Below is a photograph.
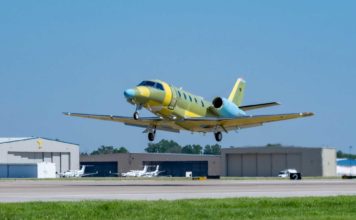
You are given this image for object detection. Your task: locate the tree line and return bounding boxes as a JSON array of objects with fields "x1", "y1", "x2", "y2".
[
  {"x1": 83, "y1": 142, "x2": 354, "y2": 158},
  {"x1": 80, "y1": 145, "x2": 128, "y2": 156},
  {"x1": 144, "y1": 139, "x2": 221, "y2": 155},
  {"x1": 337, "y1": 150, "x2": 356, "y2": 159},
  {"x1": 80, "y1": 139, "x2": 221, "y2": 156}
]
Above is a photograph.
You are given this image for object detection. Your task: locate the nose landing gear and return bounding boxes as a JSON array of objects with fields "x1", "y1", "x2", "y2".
[
  {"x1": 133, "y1": 105, "x2": 142, "y2": 120},
  {"x1": 214, "y1": 132, "x2": 223, "y2": 142}
]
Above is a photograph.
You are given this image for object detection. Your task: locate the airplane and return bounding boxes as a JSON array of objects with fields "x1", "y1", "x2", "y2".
[
  {"x1": 121, "y1": 165, "x2": 148, "y2": 177},
  {"x1": 64, "y1": 78, "x2": 314, "y2": 142},
  {"x1": 58, "y1": 165, "x2": 98, "y2": 178},
  {"x1": 142, "y1": 165, "x2": 163, "y2": 177}
]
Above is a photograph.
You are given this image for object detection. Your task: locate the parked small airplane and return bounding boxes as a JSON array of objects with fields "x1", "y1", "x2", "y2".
[
  {"x1": 121, "y1": 165, "x2": 148, "y2": 177},
  {"x1": 58, "y1": 165, "x2": 98, "y2": 178},
  {"x1": 142, "y1": 165, "x2": 163, "y2": 177},
  {"x1": 64, "y1": 78, "x2": 313, "y2": 142}
]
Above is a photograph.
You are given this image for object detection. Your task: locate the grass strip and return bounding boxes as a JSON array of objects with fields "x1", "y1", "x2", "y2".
[{"x1": 1, "y1": 196, "x2": 356, "y2": 220}]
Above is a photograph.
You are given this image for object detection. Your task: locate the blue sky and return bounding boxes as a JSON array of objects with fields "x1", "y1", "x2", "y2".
[{"x1": 1, "y1": 1, "x2": 355, "y2": 153}]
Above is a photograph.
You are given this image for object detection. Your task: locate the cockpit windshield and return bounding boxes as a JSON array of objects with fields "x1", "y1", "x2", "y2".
[{"x1": 138, "y1": 81, "x2": 164, "y2": 91}]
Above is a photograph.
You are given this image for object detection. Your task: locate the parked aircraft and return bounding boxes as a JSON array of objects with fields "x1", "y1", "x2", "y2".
[
  {"x1": 64, "y1": 78, "x2": 313, "y2": 142},
  {"x1": 58, "y1": 165, "x2": 97, "y2": 178},
  {"x1": 121, "y1": 165, "x2": 148, "y2": 177},
  {"x1": 142, "y1": 165, "x2": 163, "y2": 177}
]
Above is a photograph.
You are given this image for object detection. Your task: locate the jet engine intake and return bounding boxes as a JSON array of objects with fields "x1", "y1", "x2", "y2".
[{"x1": 212, "y1": 97, "x2": 246, "y2": 118}]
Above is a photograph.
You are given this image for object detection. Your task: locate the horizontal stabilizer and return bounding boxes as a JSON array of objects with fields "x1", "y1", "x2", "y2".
[{"x1": 239, "y1": 102, "x2": 280, "y2": 111}]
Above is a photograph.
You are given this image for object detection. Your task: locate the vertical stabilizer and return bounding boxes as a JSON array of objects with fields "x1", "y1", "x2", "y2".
[{"x1": 228, "y1": 78, "x2": 246, "y2": 106}]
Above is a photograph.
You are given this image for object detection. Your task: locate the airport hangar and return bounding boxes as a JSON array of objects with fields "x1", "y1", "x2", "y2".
[
  {"x1": 81, "y1": 147, "x2": 337, "y2": 177},
  {"x1": 0, "y1": 137, "x2": 336, "y2": 178},
  {"x1": 0, "y1": 137, "x2": 79, "y2": 178}
]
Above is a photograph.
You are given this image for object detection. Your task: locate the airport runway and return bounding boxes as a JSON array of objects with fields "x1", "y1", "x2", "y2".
[{"x1": 0, "y1": 179, "x2": 356, "y2": 202}]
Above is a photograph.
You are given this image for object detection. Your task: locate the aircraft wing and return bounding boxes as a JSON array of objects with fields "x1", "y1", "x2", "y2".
[
  {"x1": 63, "y1": 112, "x2": 181, "y2": 133},
  {"x1": 179, "y1": 112, "x2": 314, "y2": 132},
  {"x1": 81, "y1": 172, "x2": 98, "y2": 177}
]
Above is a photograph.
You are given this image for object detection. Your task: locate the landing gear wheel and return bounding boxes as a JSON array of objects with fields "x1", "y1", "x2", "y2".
[
  {"x1": 133, "y1": 112, "x2": 139, "y2": 120},
  {"x1": 148, "y1": 132, "x2": 155, "y2": 142},
  {"x1": 214, "y1": 132, "x2": 222, "y2": 142}
]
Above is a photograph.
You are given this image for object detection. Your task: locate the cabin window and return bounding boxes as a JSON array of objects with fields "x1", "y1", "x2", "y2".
[
  {"x1": 138, "y1": 81, "x2": 155, "y2": 87},
  {"x1": 201, "y1": 100, "x2": 205, "y2": 107},
  {"x1": 194, "y1": 97, "x2": 198, "y2": 103},
  {"x1": 178, "y1": 91, "x2": 182, "y2": 97},
  {"x1": 183, "y1": 93, "x2": 187, "y2": 100},
  {"x1": 155, "y1": 83, "x2": 164, "y2": 91},
  {"x1": 138, "y1": 81, "x2": 164, "y2": 91},
  {"x1": 189, "y1": 96, "x2": 193, "y2": 102}
]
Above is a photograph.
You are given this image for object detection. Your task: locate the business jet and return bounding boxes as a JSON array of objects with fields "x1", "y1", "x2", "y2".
[
  {"x1": 64, "y1": 78, "x2": 313, "y2": 142},
  {"x1": 142, "y1": 165, "x2": 163, "y2": 177},
  {"x1": 121, "y1": 165, "x2": 148, "y2": 177},
  {"x1": 58, "y1": 165, "x2": 97, "y2": 178}
]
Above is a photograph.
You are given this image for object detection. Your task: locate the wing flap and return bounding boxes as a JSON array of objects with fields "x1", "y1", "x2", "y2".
[
  {"x1": 222, "y1": 112, "x2": 313, "y2": 127},
  {"x1": 180, "y1": 112, "x2": 313, "y2": 132},
  {"x1": 63, "y1": 112, "x2": 180, "y2": 133}
]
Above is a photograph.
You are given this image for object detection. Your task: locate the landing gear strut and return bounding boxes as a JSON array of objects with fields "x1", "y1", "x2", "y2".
[
  {"x1": 133, "y1": 105, "x2": 142, "y2": 120},
  {"x1": 214, "y1": 132, "x2": 222, "y2": 142}
]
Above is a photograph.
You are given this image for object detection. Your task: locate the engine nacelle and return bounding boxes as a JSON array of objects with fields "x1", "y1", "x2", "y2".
[{"x1": 212, "y1": 97, "x2": 246, "y2": 118}]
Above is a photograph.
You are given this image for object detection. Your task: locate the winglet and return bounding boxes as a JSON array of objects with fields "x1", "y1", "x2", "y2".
[
  {"x1": 228, "y1": 78, "x2": 246, "y2": 106},
  {"x1": 301, "y1": 112, "x2": 314, "y2": 117}
]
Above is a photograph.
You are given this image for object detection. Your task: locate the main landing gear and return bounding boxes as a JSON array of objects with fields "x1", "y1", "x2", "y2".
[
  {"x1": 148, "y1": 132, "x2": 156, "y2": 142},
  {"x1": 214, "y1": 132, "x2": 223, "y2": 142},
  {"x1": 133, "y1": 111, "x2": 139, "y2": 120}
]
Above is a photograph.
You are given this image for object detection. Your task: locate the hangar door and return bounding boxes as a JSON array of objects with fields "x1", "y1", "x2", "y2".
[
  {"x1": 80, "y1": 162, "x2": 118, "y2": 177},
  {"x1": 8, "y1": 152, "x2": 71, "y2": 174},
  {"x1": 227, "y1": 153, "x2": 301, "y2": 177},
  {"x1": 144, "y1": 161, "x2": 208, "y2": 177},
  {"x1": 227, "y1": 154, "x2": 259, "y2": 177}
]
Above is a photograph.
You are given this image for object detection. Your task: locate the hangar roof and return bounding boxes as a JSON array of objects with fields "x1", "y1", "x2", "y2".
[
  {"x1": 0, "y1": 137, "x2": 78, "y2": 145},
  {"x1": 0, "y1": 137, "x2": 32, "y2": 144}
]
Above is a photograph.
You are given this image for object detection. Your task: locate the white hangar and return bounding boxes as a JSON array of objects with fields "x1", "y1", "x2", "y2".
[{"x1": 0, "y1": 137, "x2": 79, "y2": 178}]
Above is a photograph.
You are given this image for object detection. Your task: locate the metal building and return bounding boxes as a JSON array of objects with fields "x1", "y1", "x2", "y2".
[
  {"x1": 0, "y1": 137, "x2": 79, "y2": 177},
  {"x1": 80, "y1": 153, "x2": 221, "y2": 177},
  {"x1": 80, "y1": 146, "x2": 336, "y2": 178},
  {"x1": 221, "y1": 147, "x2": 336, "y2": 177}
]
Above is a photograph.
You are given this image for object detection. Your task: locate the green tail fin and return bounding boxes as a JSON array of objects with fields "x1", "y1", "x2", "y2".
[{"x1": 228, "y1": 78, "x2": 246, "y2": 106}]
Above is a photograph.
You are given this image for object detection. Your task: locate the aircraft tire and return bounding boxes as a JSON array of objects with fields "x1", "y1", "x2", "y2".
[
  {"x1": 148, "y1": 132, "x2": 155, "y2": 142},
  {"x1": 214, "y1": 132, "x2": 222, "y2": 142},
  {"x1": 133, "y1": 112, "x2": 139, "y2": 120}
]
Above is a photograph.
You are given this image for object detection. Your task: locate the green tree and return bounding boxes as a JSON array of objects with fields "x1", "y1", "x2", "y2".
[
  {"x1": 266, "y1": 143, "x2": 283, "y2": 147},
  {"x1": 182, "y1": 144, "x2": 202, "y2": 154},
  {"x1": 192, "y1": 144, "x2": 203, "y2": 154},
  {"x1": 90, "y1": 145, "x2": 129, "y2": 155},
  {"x1": 145, "y1": 139, "x2": 182, "y2": 153},
  {"x1": 337, "y1": 150, "x2": 356, "y2": 159},
  {"x1": 181, "y1": 145, "x2": 194, "y2": 154},
  {"x1": 203, "y1": 144, "x2": 221, "y2": 155},
  {"x1": 115, "y1": 147, "x2": 129, "y2": 153}
]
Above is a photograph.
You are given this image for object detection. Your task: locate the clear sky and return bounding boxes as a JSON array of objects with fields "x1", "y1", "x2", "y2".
[{"x1": 1, "y1": 1, "x2": 355, "y2": 153}]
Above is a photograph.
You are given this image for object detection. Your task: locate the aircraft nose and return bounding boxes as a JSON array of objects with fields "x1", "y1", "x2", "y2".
[{"x1": 124, "y1": 89, "x2": 137, "y2": 99}]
